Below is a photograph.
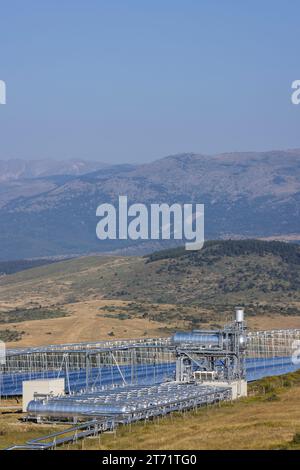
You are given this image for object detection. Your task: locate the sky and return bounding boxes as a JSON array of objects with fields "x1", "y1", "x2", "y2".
[{"x1": 0, "y1": 0, "x2": 300, "y2": 164}]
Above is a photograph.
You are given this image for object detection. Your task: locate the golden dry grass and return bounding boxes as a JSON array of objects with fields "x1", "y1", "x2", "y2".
[
  {"x1": 1, "y1": 300, "x2": 299, "y2": 348},
  {"x1": 0, "y1": 300, "x2": 181, "y2": 348},
  {"x1": 246, "y1": 313, "x2": 300, "y2": 331}
]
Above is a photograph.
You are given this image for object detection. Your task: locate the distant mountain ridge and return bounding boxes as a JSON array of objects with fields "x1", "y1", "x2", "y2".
[
  {"x1": 1, "y1": 149, "x2": 300, "y2": 260},
  {"x1": 0, "y1": 158, "x2": 108, "y2": 182}
]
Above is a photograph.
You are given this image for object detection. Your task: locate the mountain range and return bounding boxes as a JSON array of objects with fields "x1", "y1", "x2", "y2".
[
  {"x1": 0, "y1": 158, "x2": 108, "y2": 182},
  {"x1": 0, "y1": 150, "x2": 300, "y2": 260}
]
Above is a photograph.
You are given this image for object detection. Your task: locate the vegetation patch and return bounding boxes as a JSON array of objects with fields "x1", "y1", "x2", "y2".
[
  {"x1": 0, "y1": 258, "x2": 57, "y2": 276},
  {"x1": 0, "y1": 307, "x2": 70, "y2": 324},
  {"x1": 99, "y1": 312, "x2": 132, "y2": 321},
  {"x1": 248, "y1": 370, "x2": 300, "y2": 399},
  {"x1": 0, "y1": 329, "x2": 24, "y2": 342},
  {"x1": 146, "y1": 240, "x2": 300, "y2": 265}
]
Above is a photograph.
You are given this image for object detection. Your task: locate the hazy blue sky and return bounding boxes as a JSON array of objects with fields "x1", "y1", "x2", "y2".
[{"x1": 0, "y1": 0, "x2": 300, "y2": 163}]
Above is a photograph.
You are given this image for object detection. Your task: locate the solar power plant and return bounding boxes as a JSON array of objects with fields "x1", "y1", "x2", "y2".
[{"x1": 1, "y1": 329, "x2": 300, "y2": 397}]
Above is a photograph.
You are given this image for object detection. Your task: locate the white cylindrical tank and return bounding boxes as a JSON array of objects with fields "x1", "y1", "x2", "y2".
[{"x1": 235, "y1": 307, "x2": 244, "y2": 323}]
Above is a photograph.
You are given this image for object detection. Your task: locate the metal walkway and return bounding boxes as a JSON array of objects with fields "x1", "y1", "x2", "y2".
[{"x1": 5, "y1": 419, "x2": 112, "y2": 450}]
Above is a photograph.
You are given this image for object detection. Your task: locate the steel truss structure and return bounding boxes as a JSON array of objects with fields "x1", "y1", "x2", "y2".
[
  {"x1": 26, "y1": 382, "x2": 231, "y2": 422},
  {"x1": 0, "y1": 338, "x2": 175, "y2": 397},
  {"x1": 246, "y1": 329, "x2": 300, "y2": 380},
  {"x1": 6, "y1": 383, "x2": 231, "y2": 450},
  {"x1": 247, "y1": 329, "x2": 300, "y2": 357},
  {"x1": 1, "y1": 328, "x2": 300, "y2": 398}
]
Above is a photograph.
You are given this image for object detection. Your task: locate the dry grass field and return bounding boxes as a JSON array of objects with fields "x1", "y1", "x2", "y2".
[
  {"x1": 0, "y1": 300, "x2": 181, "y2": 348},
  {"x1": 0, "y1": 405, "x2": 66, "y2": 450},
  {"x1": 0, "y1": 298, "x2": 299, "y2": 348}
]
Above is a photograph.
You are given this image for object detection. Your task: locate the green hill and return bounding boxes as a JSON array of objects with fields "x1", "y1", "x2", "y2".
[{"x1": 0, "y1": 240, "x2": 300, "y2": 326}]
